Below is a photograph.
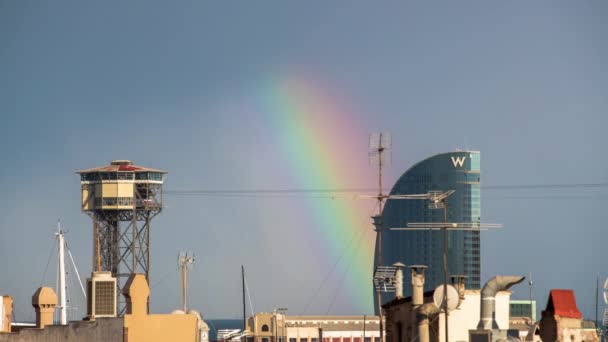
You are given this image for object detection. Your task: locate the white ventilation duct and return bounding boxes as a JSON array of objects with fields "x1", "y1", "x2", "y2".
[{"x1": 477, "y1": 276, "x2": 525, "y2": 330}]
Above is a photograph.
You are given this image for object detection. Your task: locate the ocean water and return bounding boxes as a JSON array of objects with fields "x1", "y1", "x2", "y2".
[{"x1": 206, "y1": 319, "x2": 243, "y2": 340}]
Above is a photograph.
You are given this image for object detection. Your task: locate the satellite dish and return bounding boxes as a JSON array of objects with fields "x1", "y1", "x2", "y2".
[{"x1": 433, "y1": 284, "x2": 460, "y2": 311}]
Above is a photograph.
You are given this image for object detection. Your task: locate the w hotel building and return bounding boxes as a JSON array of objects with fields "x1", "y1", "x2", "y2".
[{"x1": 376, "y1": 151, "x2": 481, "y2": 308}]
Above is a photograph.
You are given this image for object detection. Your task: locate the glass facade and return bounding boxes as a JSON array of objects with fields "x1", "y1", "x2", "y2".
[
  {"x1": 375, "y1": 151, "x2": 481, "y2": 310},
  {"x1": 510, "y1": 300, "x2": 537, "y2": 320}
]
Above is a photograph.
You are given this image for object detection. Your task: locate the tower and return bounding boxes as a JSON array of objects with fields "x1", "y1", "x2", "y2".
[{"x1": 77, "y1": 160, "x2": 166, "y2": 315}]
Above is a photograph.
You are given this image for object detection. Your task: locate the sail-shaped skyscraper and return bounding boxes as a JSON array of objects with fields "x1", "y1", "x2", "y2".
[{"x1": 375, "y1": 151, "x2": 481, "y2": 311}]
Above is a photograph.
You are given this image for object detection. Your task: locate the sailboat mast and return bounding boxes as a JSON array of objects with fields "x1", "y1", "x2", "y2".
[
  {"x1": 57, "y1": 222, "x2": 67, "y2": 325},
  {"x1": 242, "y1": 265, "x2": 246, "y2": 334}
]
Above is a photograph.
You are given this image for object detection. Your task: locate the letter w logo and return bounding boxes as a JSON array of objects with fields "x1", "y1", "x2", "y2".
[{"x1": 451, "y1": 156, "x2": 466, "y2": 168}]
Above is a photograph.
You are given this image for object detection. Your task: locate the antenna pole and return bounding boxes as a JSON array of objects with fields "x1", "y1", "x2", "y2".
[
  {"x1": 597, "y1": 274, "x2": 600, "y2": 328},
  {"x1": 443, "y1": 204, "x2": 448, "y2": 342},
  {"x1": 178, "y1": 253, "x2": 195, "y2": 312},
  {"x1": 181, "y1": 258, "x2": 187, "y2": 312},
  {"x1": 242, "y1": 265, "x2": 246, "y2": 336},
  {"x1": 369, "y1": 133, "x2": 391, "y2": 342},
  {"x1": 529, "y1": 272, "x2": 533, "y2": 320},
  {"x1": 57, "y1": 221, "x2": 67, "y2": 325}
]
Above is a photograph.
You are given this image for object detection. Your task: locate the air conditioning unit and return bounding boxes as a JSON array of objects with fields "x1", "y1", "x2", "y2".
[{"x1": 86, "y1": 272, "x2": 117, "y2": 319}]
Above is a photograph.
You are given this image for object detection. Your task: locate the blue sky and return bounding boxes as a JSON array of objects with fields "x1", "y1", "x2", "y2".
[{"x1": 1, "y1": 1, "x2": 607, "y2": 321}]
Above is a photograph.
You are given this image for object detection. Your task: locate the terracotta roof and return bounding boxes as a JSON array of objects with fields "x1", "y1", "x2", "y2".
[
  {"x1": 77, "y1": 160, "x2": 166, "y2": 174},
  {"x1": 545, "y1": 289, "x2": 582, "y2": 319}
]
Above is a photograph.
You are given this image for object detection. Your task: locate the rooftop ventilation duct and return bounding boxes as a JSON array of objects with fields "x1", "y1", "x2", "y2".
[{"x1": 477, "y1": 276, "x2": 525, "y2": 330}]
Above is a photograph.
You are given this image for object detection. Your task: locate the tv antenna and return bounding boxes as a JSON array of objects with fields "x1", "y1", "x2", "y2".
[
  {"x1": 178, "y1": 252, "x2": 196, "y2": 312},
  {"x1": 373, "y1": 263, "x2": 406, "y2": 295},
  {"x1": 364, "y1": 133, "x2": 459, "y2": 342}
]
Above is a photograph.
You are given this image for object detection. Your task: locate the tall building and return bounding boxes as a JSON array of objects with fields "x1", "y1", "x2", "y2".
[{"x1": 376, "y1": 151, "x2": 481, "y2": 308}]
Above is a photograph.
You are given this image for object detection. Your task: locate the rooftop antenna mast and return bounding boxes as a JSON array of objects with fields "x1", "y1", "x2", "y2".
[
  {"x1": 369, "y1": 132, "x2": 391, "y2": 342},
  {"x1": 395, "y1": 194, "x2": 502, "y2": 342},
  {"x1": 178, "y1": 252, "x2": 195, "y2": 312},
  {"x1": 368, "y1": 132, "x2": 392, "y2": 268}
]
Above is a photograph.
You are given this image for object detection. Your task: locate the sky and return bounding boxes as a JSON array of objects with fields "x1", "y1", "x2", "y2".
[{"x1": 0, "y1": 1, "x2": 607, "y2": 322}]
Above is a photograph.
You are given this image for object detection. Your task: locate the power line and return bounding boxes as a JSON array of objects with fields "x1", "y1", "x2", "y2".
[
  {"x1": 164, "y1": 182, "x2": 608, "y2": 198},
  {"x1": 300, "y1": 201, "x2": 379, "y2": 315}
]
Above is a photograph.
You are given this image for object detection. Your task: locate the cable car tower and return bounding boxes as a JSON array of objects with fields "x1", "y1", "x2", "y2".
[{"x1": 77, "y1": 160, "x2": 166, "y2": 315}]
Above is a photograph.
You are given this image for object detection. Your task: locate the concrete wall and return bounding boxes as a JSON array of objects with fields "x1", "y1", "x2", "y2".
[
  {"x1": 124, "y1": 313, "x2": 198, "y2": 342},
  {"x1": 437, "y1": 291, "x2": 511, "y2": 342},
  {"x1": 0, "y1": 318, "x2": 124, "y2": 342}
]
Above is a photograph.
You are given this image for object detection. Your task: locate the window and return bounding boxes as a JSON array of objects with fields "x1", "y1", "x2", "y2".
[
  {"x1": 300, "y1": 338, "x2": 307, "y2": 342},
  {"x1": 290, "y1": 338, "x2": 297, "y2": 342},
  {"x1": 262, "y1": 338, "x2": 269, "y2": 342},
  {"x1": 117, "y1": 172, "x2": 134, "y2": 180},
  {"x1": 262, "y1": 325, "x2": 270, "y2": 332}
]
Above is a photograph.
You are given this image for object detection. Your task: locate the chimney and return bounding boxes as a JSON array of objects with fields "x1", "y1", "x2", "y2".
[
  {"x1": 1, "y1": 296, "x2": 13, "y2": 333},
  {"x1": 409, "y1": 265, "x2": 427, "y2": 309},
  {"x1": 449, "y1": 274, "x2": 468, "y2": 300},
  {"x1": 32, "y1": 287, "x2": 58, "y2": 329},
  {"x1": 123, "y1": 273, "x2": 150, "y2": 316},
  {"x1": 393, "y1": 262, "x2": 406, "y2": 299}
]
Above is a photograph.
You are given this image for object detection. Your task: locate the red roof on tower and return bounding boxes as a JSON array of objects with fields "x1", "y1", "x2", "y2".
[
  {"x1": 544, "y1": 289, "x2": 582, "y2": 319},
  {"x1": 76, "y1": 160, "x2": 166, "y2": 174}
]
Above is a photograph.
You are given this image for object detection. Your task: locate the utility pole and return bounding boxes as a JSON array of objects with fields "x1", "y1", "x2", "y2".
[{"x1": 178, "y1": 252, "x2": 195, "y2": 312}]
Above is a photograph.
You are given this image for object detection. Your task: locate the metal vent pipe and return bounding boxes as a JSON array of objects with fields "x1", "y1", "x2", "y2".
[
  {"x1": 416, "y1": 303, "x2": 440, "y2": 342},
  {"x1": 410, "y1": 265, "x2": 427, "y2": 309},
  {"x1": 477, "y1": 276, "x2": 525, "y2": 330},
  {"x1": 394, "y1": 262, "x2": 405, "y2": 299}
]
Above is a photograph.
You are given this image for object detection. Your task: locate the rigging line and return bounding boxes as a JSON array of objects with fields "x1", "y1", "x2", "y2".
[
  {"x1": 243, "y1": 271, "x2": 255, "y2": 317},
  {"x1": 300, "y1": 201, "x2": 379, "y2": 315},
  {"x1": 324, "y1": 221, "x2": 371, "y2": 315},
  {"x1": 65, "y1": 240, "x2": 86, "y2": 299},
  {"x1": 150, "y1": 269, "x2": 175, "y2": 289},
  {"x1": 40, "y1": 237, "x2": 56, "y2": 286}
]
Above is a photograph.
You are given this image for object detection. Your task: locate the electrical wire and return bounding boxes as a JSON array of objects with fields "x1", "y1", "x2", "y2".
[
  {"x1": 325, "y1": 219, "x2": 372, "y2": 315},
  {"x1": 164, "y1": 182, "x2": 608, "y2": 198},
  {"x1": 300, "y1": 201, "x2": 379, "y2": 315},
  {"x1": 243, "y1": 271, "x2": 255, "y2": 316},
  {"x1": 40, "y1": 237, "x2": 56, "y2": 286}
]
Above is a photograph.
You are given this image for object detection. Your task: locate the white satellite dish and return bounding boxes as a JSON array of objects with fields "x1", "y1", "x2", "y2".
[{"x1": 433, "y1": 284, "x2": 460, "y2": 311}]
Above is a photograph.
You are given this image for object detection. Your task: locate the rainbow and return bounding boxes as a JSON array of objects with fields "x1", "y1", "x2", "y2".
[{"x1": 254, "y1": 74, "x2": 377, "y2": 313}]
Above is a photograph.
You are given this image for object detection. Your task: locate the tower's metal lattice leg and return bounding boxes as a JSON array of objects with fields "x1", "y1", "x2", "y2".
[{"x1": 88, "y1": 183, "x2": 162, "y2": 316}]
